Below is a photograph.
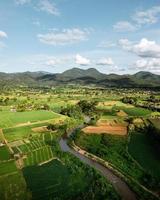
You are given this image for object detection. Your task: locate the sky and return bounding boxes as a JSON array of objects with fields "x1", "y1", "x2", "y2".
[{"x1": 0, "y1": 0, "x2": 160, "y2": 74}]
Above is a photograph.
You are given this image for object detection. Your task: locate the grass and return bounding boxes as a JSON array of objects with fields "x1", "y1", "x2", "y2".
[
  {"x1": 0, "y1": 160, "x2": 17, "y2": 176},
  {"x1": 0, "y1": 110, "x2": 62, "y2": 128},
  {"x1": 0, "y1": 171, "x2": 29, "y2": 200},
  {"x1": 0, "y1": 145, "x2": 11, "y2": 161},
  {"x1": 97, "y1": 101, "x2": 129, "y2": 110},
  {"x1": 75, "y1": 133, "x2": 144, "y2": 180},
  {"x1": 23, "y1": 146, "x2": 53, "y2": 167},
  {"x1": 3, "y1": 119, "x2": 64, "y2": 142},
  {"x1": 23, "y1": 157, "x2": 120, "y2": 200},
  {"x1": 3, "y1": 125, "x2": 43, "y2": 142},
  {"x1": 23, "y1": 159, "x2": 86, "y2": 200},
  {"x1": 113, "y1": 106, "x2": 152, "y2": 117},
  {"x1": 128, "y1": 131, "x2": 160, "y2": 178}
]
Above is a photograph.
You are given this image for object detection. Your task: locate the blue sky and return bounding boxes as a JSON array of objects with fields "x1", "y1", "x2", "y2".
[{"x1": 0, "y1": 0, "x2": 160, "y2": 74}]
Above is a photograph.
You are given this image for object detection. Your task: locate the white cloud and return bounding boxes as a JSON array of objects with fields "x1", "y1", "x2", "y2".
[
  {"x1": 0, "y1": 31, "x2": 7, "y2": 49},
  {"x1": 135, "y1": 59, "x2": 148, "y2": 68},
  {"x1": 133, "y1": 38, "x2": 160, "y2": 58},
  {"x1": 38, "y1": 0, "x2": 60, "y2": 16},
  {"x1": 135, "y1": 58, "x2": 160, "y2": 72},
  {"x1": 0, "y1": 31, "x2": 7, "y2": 38},
  {"x1": 15, "y1": 0, "x2": 31, "y2": 5},
  {"x1": 75, "y1": 54, "x2": 90, "y2": 66},
  {"x1": 133, "y1": 6, "x2": 160, "y2": 25},
  {"x1": 45, "y1": 59, "x2": 56, "y2": 67},
  {"x1": 119, "y1": 38, "x2": 160, "y2": 58},
  {"x1": 118, "y1": 39, "x2": 132, "y2": 50},
  {"x1": 113, "y1": 21, "x2": 137, "y2": 32},
  {"x1": 97, "y1": 57, "x2": 114, "y2": 66},
  {"x1": 38, "y1": 28, "x2": 89, "y2": 46},
  {"x1": 114, "y1": 6, "x2": 160, "y2": 32}
]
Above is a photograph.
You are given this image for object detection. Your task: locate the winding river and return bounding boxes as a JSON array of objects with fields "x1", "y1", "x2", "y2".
[{"x1": 59, "y1": 124, "x2": 137, "y2": 200}]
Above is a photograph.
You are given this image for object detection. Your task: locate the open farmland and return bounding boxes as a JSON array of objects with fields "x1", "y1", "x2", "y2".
[
  {"x1": 113, "y1": 107, "x2": 152, "y2": 117},
  {"x1": 0, "y1": 110, "x2": 63, "y2": 128},
  {"x1": 82, "y1": 125, "x2": 127, "y2": 135},
  {"x1": 23, "y1": 156, "x2": 120, "y2": 200},
  {"x1": 82, "y1": 116, "x2": 128, "y2": 136},
  {"x1": 97, "y1": 100, "x2": 134, "y2": 110},
  {"x1": 0, "y1": 86, "x2": 159, "y2": 200},
  {"x1": 3, "y1": 118, "x2": 66, "y2": 142}
]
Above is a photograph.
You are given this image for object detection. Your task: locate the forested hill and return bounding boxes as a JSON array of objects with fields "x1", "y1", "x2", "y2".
[{"x1": 0, "y1": 68, "x2": 160, "y2": 88}]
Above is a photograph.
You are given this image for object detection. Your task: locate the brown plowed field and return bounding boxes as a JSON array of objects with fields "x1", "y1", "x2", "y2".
[{"x1": 82, "y1": 122, "x2": 127, "y2": 135}]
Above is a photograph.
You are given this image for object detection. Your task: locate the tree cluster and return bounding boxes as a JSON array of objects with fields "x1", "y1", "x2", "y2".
[{"x1": 122, "y1": 97, "x2": 137, "y2": 105}]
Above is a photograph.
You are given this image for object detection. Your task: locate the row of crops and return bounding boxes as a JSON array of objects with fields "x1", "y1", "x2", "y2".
[
  {"x1": 12, "y1": 139, "x2": 46, "y2": 154},
  {"x1": 24, "y1": 146, "x2": 53, "y2": 167},
  {"x1": 10, "y1": 136, "x2": 54, "y2": 167}
]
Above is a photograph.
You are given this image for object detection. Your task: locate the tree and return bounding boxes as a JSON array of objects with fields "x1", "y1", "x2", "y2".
[
  {"x1": 60, "y1": 105, "x2": 83, "y2": 119},
  {"x1": 77, "y1": 100, "x2": 98, "y2": 115},
  {"x1": 47, "y1": 124, "x2": 57, "y2": 131},
  {"x1": 4, "y1": 97, "x2": 10, "y2": 105},
  {"x1": 122, "y1": 96, "x2": 137, "y2": 105}
]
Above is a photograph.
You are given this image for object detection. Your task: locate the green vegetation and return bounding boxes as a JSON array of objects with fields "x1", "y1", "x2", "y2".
[
  {"x1": 75, "y1": 133, "x2": 144, "y2": 181},
  {"x1": 0, "y1": 160, "x2": 17, "y2": 176},
  {"x1": 0, "y1": 110, "x2": 62, "y2": 128},
  {"x1": 3, "y1": 122, "x2": 51, "y2": 142},
  {"x1": 23, "y1": 156, "x2": 120, "y2": 200},
  {"x1": 113, "y1": 106, "x2": 152, "y2": 117},
  {"x1": 0, "y1": 68, "x2": 160, "y2": 88},
  {"x1": 0, "y1": 145, "x2": 11, "y2": 161},
  {"x1": 74, "y1": 131, "x2": 160, "y2": 198},
  {"x1": 0, "y1": 172, "x2": 30, "y2": 200},
  {"x1": 0, "y1": 85, "x2": 160, "y2": 199},
  {"x1": 129, "y1": 131, "x2": 160, "y2": 179}
]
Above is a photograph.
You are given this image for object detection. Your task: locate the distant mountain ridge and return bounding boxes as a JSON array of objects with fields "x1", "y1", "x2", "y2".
[{"x1": 0, "y1": 68, "x2": 160, "y2": 88}]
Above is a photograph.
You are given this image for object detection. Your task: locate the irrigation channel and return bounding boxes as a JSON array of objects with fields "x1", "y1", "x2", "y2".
[{"x1": 59, "y1": 123, "x2": 137, "y2": 200}]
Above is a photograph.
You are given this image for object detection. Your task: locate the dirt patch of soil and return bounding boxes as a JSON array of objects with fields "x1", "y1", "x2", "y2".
[
  {"x1": 133, "y1": 118, "x2": 144, "y2": 124},
  {"x1": 82, "y1": 124, "x2": 127, "y2": 135},
  {"x1": 32, "y1": 126, "x2": 48, "y2": 133},
  {"x1": 116, "y1": 110, "x2": 128, "y2": 117},
  {"x1": 98, "y1": 101, "x2": 117, "y2": 107},
  {"x1": 97, "y1": 119, "x2": 116, "y2": 126}
]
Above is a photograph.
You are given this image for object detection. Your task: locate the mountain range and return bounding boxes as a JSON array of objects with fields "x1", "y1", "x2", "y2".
[{"x1": 0, "y1": 68, "x2": 160, "y2": 89}]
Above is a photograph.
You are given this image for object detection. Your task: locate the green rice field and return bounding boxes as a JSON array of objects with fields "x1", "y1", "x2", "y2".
[{"x1": 0, "y1": 110, "x2": 62, "y2": 128}]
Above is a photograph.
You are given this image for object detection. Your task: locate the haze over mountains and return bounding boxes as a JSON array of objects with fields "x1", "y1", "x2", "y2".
[{"x1": 0, "y1": 68, "x2": 160, "y2": 88}]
